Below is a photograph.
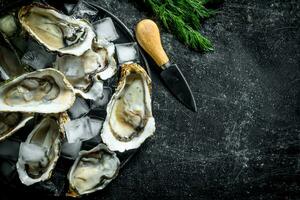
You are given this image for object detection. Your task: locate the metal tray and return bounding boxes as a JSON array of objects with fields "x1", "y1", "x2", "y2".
[{"x1": 0, "y1": 0, "x2": 150, "y2": 197}]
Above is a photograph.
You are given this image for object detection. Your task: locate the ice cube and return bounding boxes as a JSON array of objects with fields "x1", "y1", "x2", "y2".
[
  {"x1": 115, "y1": 42, "x2": 140, "y2": 64},
  {"x1": 64, "y1": 117, "x2": 91, "y2": 143},
  {"x1": 61, "y1": 141, "x2": 82, "y2": 159},
  {"x1": 19, "y1": 143, "x2": 47, "y2": 163},
  {"x1": 0, "y1": 140, "x2": 20, "y2": 161},
  {"x1": 70, "y1": 0, "x2": 98, "y2": 22},
  {"x1": 0, "y1": 15, "x2": 17, "y2": 37},
  {"x1": 80, "y1": 118, "x2": 103, "y2": 150},
  {"x1": 66, "y1": 66, "x2": 84, "y2": 77},
  {"x1": 21, "y1": 41, "x2": 56, "y2": 70},
  {"x1": 68, "y1": 97, "x2": 90, "y2": 119},
  {"x1": 90, "y1": 87, "x2": 112, "y2": 108},
  {"x1": 0, "y1": 66, "x2": 9, "y2": 81},
  {"x1": 93, "y1": 17, "x2": 119, "y2": 41},
  {"x1": 55, "y1": 55, "x2": 85, "y2": 78},
  {"x1": 64, "y1": 3, "x2": 76, "y2": 15},
  {"x1": 64, "y1": 116, "x2": 98, "y2": 143},
  {"x1": 89, "y1": 118, "x2": 103, "y2": 136},
  {"x1": 80, "y1": 80, "x2": 104, "y2": 101}
]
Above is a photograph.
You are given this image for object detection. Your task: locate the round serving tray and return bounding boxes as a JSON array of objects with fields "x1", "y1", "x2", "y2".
[{"x1": 0, "y1": 0, "x2": 151, "y2": 197}]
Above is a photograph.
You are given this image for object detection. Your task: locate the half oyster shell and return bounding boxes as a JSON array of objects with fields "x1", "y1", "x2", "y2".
[
  {"x1": 54, "y1": 39, "x2": 117, "y2": 94},
  {"x1": 0, "y1": 112, "x2": 33, "y2": 142},
  {"x1": 67, "y1": 144, "x2": 120, "y2": 197},
  {"x1": 54, "y1": 49, "x2": 102, "y2": 91},
  {"x1": 16, "y1": 117, "x2": 63, "y2": 186},
  {"x1": 101, "y1": 63, "x2": 155, "y2": 152},
  {"x1": 18, "y1": 3, "x2": 95, "y2": 56},
  {"x1": 0, "y1": 68, "x2": 76, "y2": 113},
  {"x1": 93, "y1": 40, "x2": 117, "y2": 81}
]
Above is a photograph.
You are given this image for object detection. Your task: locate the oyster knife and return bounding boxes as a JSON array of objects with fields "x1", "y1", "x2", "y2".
[{"x1": 136, "y1": 19, "x2": 197, "y2": 112}]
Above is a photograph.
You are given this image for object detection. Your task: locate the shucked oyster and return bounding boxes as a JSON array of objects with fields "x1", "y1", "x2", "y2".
[
  {"x1": 53, "y1": 40, "x2": 117, "y2": 102},
  {"x1": 101, "y1": 63, "x2": 155, "y2": 152},
  {"x1": 0, "y1": 112, "x2": 33, "y2": 142},
  {"x1": 54, "y1": 49, "x2": 102, "y2": 91},
  {"x1": 16, "y1": 117, "x2": 63, "y2": 186},
  {"x1": 0, "y1": 68, "x2": 76, "y2": 113},
  {"x1": 54, "y1": 40, "x2": 117, "y2": 93},
  {"x1": 18, "y1": 3, "x2": 95, "y2": 56},
  {"x1": 67, "y1": 144, "x2": 120, "y2": 197}
]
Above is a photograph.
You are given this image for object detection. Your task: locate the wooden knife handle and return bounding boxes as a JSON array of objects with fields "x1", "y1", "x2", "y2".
[{"x1": 136, "y1": 19, "x2": 169, "y2": 68}]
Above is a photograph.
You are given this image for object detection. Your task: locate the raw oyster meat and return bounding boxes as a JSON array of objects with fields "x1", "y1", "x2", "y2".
[
  {"x1": 16, "y1": 117, "x2": 63, "y2": 186},
  {"x1": 101, "y1": 63, "x2": 155, "y2": 152},
  {"x1": 0, "y1": 68, "x2": 76, "y2": 113},
  {"x1": 67, "y1": 144, "x2": 120, "y2": 197},
  {"x1": 0, "y1": 112, "x2": 33, "y2": 142},
  {"x1": 18, "y1": 3, "x2": 95, "y2": 56}
]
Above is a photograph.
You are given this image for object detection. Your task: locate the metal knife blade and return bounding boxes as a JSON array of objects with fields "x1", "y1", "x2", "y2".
[
  {"x1": 136, "y1": 19, "x2": 197, "y2": 112},
  {"x1": 160, "y1": 64, "x2": 197, "y2": 112}
]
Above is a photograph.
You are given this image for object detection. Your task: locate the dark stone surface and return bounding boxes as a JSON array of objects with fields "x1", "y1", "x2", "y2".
[{"x1": 2, "y1": 0, "x2": 300, "y2": 199}]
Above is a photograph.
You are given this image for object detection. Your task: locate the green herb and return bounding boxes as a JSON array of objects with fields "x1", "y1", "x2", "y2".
[{"x1": 141, "y1": 0, "x2": 222, "y2": 51}]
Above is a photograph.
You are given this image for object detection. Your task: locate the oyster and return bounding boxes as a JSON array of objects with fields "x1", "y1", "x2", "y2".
[
  {"x1": 16, "y1": 117, "x2": 63, "y2": 186},
  {"x1": 54, "y1": 49, "x2": 103, "y2": 90},
  {"x1": 93, "y1": 40, "x2": 117, "y2": 80},
  {"x1": 54, "y1": 39, "x2": 117, "y2": 93},
  {"x1": 0, "y1": 68, "x2": 76, "y2": 113},
  {"x1": 54, "y1": 40, "x2": 117, "y2": 102},
  {"x1": 18, "y1": 3, "x2": 95, "y2": 56},
  {"x1": 0, "y1": 112, "x2": 33, "y2": 141},
  {"x1": 101, "y1": 63, "x2": 155, "y2": 152},
  {"x1": 67, "y1": 144, "x2": 120, "y2": 197}
]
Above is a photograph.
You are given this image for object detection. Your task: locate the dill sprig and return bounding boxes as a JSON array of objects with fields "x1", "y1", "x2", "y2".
[{"x1": 142, "y1": 0, "x2": 221, "y2": 52}]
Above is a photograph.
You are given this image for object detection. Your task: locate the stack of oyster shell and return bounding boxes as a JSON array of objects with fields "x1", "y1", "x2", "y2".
[{"x1": 0, "y1": 2, "x2": 155, "y2": 197}]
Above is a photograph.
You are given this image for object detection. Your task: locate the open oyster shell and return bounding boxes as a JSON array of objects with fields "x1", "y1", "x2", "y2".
[
  {"x1": 93, "y1": 39, "x2": 117, "y2": 81},
  {"x1": 53, "y1": 39, "x2": 117, "y2": 94},
  {"x1": 18, "y1": 3, "x2": 95, "y2": 56},
  {"x1": 67, "y1": 144, "x2": 120, "y2": 197},
  {"x1": 101, "y1": 63, "x2": 155, "y2": 152},
  {"x1": 0, "y1": 112, "x2": 33, "y2": 142},
  {"x1": 16, "y1": 117, "x2": 63, "y2": 186},
  {"x1": 54, "y1": 49, "x2": 102, "y2": 91},
  {"x1": 0, "y1": 68, "x2": 76, "y2": 113}
]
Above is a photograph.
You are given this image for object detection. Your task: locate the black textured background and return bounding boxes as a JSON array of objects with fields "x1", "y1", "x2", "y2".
[{"x1": 2, "y1": 0, "x2": 300, "y2": 199}]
